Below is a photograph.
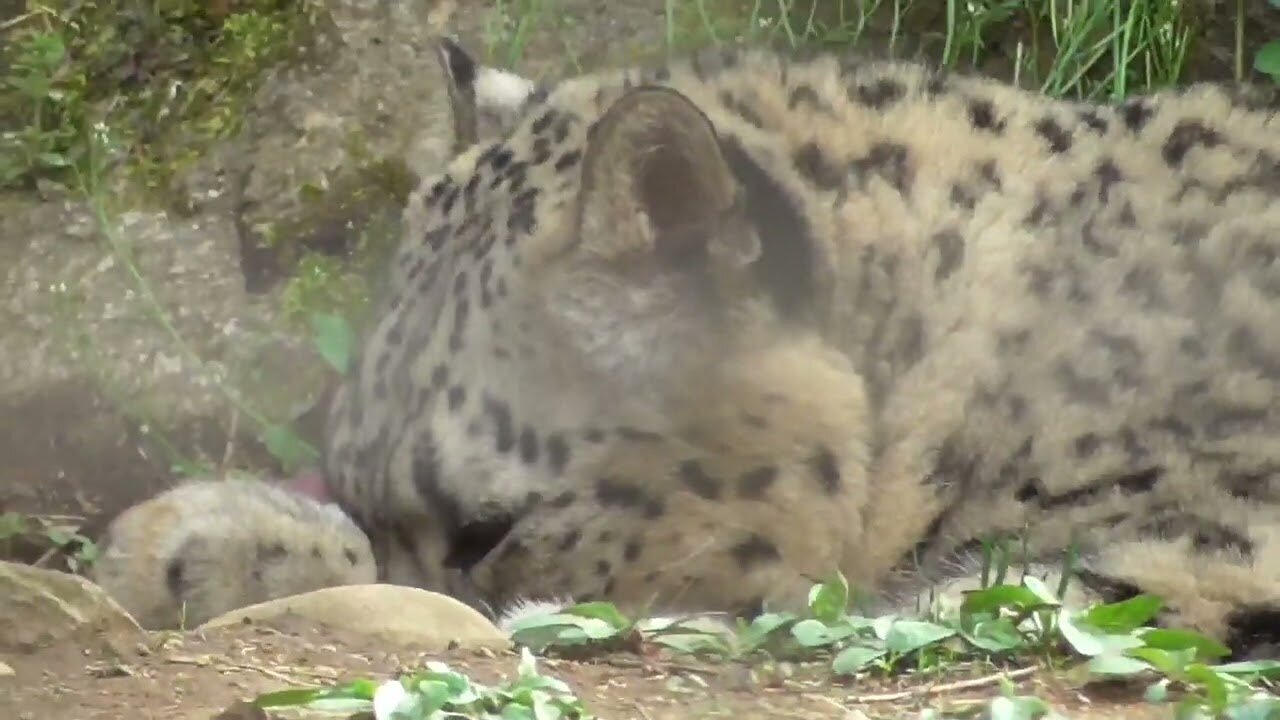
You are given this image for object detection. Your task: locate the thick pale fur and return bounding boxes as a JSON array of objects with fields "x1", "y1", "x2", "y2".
[
  {"x1": 322, "y1": 41, "x2": 1280, "y2": 655},
  {"x1": 100, "y1": 40, "x2": 1280, "y2": 656},
  {"x1": 91, "y1": 477, "x2": 376, "y2": 629}
]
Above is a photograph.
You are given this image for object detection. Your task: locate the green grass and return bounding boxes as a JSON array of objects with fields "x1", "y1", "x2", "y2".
[
  {"x1": 256, "y1": 648, "x2": 591, "y2": 720},
  {"x1": 484, "y1": 0, "x2": 1275, "y2": 101},
  {"x1": 0, "y1": 0, "x2": 324, "y2": 195},
  {"x1": 505, "y1": 572, "x2": 1280, "y2": 715},
  {"x1": 5, "y1": 0, "x2": 1265, "y2": 201},
  {"x1": 0, "y1": 510, "x2": 98, "y2": 572}
]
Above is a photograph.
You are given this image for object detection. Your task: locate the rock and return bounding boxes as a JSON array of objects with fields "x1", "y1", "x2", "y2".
[
  {"x1": 0, "y1": 0, "x2": 672, "y2": 555},
  {"x1": 0, "y1": 560, "x2": 142, "y2": 654},
  {"x1": 197, "y1": 584, "x2": 510, "y2": 651}
]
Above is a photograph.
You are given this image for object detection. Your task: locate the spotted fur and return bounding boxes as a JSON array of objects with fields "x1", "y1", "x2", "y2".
[
  {"x1": 103, "y1": 39, "x2": 1280, "y2": 656},
  {"x1": 328, "y1": 38, "x2": 1280, "y2": 655},
  {"x1": 91, "y1": 477, "x2": 376, "y2": 629}
]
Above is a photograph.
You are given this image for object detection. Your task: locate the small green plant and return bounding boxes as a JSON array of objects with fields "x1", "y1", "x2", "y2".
[
  {"x1": 248, "y1": 567, "x2": 1279, "y2": 719},
  {"x1": 1257, "y1": 43, "x2": 1280, "y2": 82},
  {"x1": 655, "y1": 0, "x2": 1195, "y2": 100},
  {"x1": 0, "y1": 28, "x2": 87, "y2": 186},
  {"x1": 0, "y1": 511, "x2": 99, "y2": 572},
  {"x1": 502, "y1": 567, "x2": 1279, "y2": 718},
  {"x1": 254, "y1": 647, "x2": 592, "y2": 720},
  {"x1": 0, "y1": 0, "x2": 323, "y2": 192},
  {"x1": 1255, "y1": 1, "x2": 1280, "y2": 83},
  {"x1": 280, "y1": 254, "x2": 370, "y2": 333},
  {"x1": 505, "y1": 600, "x2": 735, "y2": 657}
]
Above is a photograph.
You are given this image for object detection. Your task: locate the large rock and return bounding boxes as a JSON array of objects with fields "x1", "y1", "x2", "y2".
[
  {"x1": 197, "y1": 584, "x2": 510, "y2": 651},
  {"x1": 0, "y1": 560, "x2": 142, "y2": 654},
  {"x1": 0, "y1": 0, "x2": 464, "y2": 534},
  {"x1": 0, "y1": 0, "x2": 671, "y2": 541}
]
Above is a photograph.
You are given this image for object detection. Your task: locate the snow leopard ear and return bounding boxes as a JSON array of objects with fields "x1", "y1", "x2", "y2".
[
  {"x1": 435, "y1": 36, "x2": 537, "y2": 152},
  {"x1": 435, "y1": 36, "x2": 479, "y2": 152},
  {"x1": 577, "y1": 85, "x2": 758, "y2": 269}
]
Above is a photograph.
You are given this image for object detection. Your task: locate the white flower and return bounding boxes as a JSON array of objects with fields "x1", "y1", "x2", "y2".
[{"x1": 372, "y1": 679, "x2": 408, "y2": 720}]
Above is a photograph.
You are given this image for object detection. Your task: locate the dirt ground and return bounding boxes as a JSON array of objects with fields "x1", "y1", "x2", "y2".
[{"x1": 1, "y1": 616, "x2": 1182, "y2": 720}]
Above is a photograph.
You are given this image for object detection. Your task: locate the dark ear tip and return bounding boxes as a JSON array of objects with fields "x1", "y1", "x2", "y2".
[
  {"x1": 432, "y1": 34, "x2": 461, "y2": 55},
  {"x1": 434, "y1": 34, "x2": 476, "y2": 85}
]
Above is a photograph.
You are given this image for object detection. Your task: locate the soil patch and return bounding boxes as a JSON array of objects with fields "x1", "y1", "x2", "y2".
[{"x1": 4, "y1": 619, "x2": 1175, "y2": 719}]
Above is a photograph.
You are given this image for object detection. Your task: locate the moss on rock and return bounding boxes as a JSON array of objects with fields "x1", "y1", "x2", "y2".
[{"x1": 0, "y1": 0, "x2": 329, "y2": 195}]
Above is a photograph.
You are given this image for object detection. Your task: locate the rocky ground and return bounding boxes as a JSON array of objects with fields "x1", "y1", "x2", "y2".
[
  {"x1": 0, "y1": 0, "x2": 671, "y2": 560},
  {"x1": 9, "y1": 629, "x2": 1172, "y2": 720},
  {"x1": 1, "y1": 561, "x2": 1169, "y2": 720}
]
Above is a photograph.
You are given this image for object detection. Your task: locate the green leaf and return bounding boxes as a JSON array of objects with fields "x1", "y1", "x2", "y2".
[
  {"x1": 38, "y1": 152, "x2": 72, "y2": 167},
  {"x1": 1144, "y1": 678, "x2": 1171, "y2": 703},
  {"x1": 747, "y1": 612, "x2": 797, "y2": 634},
  {"x1": 25, "y1": 32, "x2": 67, "y2": 67},
  {"x1": 649, "y1": 631, "x2": 730, "y2": 655},
  {"x1": 737, "y1": 611, "x2": 799, "y2": 649},
  {"x1": 409, "y1": 678, "x2": 459, "y2": 712},
  {"x1": 6, "y1": 75, "x2": 50, "y2": 98},
  {"x1": 1256, "y1": 41, "x2": 1280, "y2": 79},
  {"x1": 832, "y1": 644, "x2": 888, "y2": 675},
  {"x1": 1058, "y1": 613, "x2": 1144, "y2": 657},
  {"x1": 1137, "y1": 628, "x2": 1231, "y2": 662},
  {"x1": 1212, "y1": 660, "x2": 1280, "y2": 679},
  {"x1": 1082, "y1": 594, "x2": 1162, "y2": 633},
  {"x1": 256, "y1": 678, "x2": 380, "y2": 709},
  {"x1": 530, "y1": 696, "x2": 562, "y2": 720},
  {"x1": 254, "y1": 688, "x2": 327, "y2": 708},
  {"x1": 562, "y1": 601, "x2": 631, "y2": 629},
  {"x1": 1184, "y1": 664, "x2": 1230, "y2": 712},
  {"x1": 884, "y1": 620, "x2": 956, "y2": 654},
  {"x1": 503, "y1": 705, "x2": 536, "y2": 720},
  {"x1": 260, "y1": 424, "x2": 320, "y2": 473},
  {"x1": 807, "y1": 571, "x2": 850, "y2": 623},
  {"x1": 509, "y1": 613, "x2": 621, "y2": 651},
  {"x1": 961, "y1": 584, "x2": 1050, "y2": 615},
  {"x1": 1224, "y1": 696, "x2": 1280, "y2": 720},
  {"x1": 342, "y1": 678, "x2": 385, "y2": 699},
  {"x1": 1128, "y1": 646, "x2": 1199, "y2": 677},
  {"x1": 791, "y1": 618, "x2": 858, "y2": 648},
  {"x1": 74, "y1": 541, "x2": 100, "y2": 564},
  {"x1": 311, "y1": 312, "x2": 356, "y2": 374},
  {"x1": 517, "y1": 647, "x2": 539, "y2": 677},
  {"x1": 305, "y1": 697, "x2": 380, "y2": 713},
  {"x1": 0, "y1": 512, "x2": 25, "y2": 540},
  {"x1": 871, "y1": 614, "x2": 898, "y2": 640},
  {"x1": 1020, "y1": 575, "x2": 1061, "y2": 605},
  {"x1": 506, "y1": 613, "x2": 584, "y2": 635},
  {"x1": 1087, "y1": 652, "x2": 1153, "y2": 677},
  {"x1": 962, "y1": 617, "x2": 1027, "y2": 652}
]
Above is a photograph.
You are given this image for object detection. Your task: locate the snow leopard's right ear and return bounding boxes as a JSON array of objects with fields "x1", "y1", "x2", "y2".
[{"x1": 435, "y1": 36, "x2": 537, "y2": 152}]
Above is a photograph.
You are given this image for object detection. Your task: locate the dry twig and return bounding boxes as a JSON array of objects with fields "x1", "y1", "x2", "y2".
[{"x1": 843, "y1": 666, "x2": 1037, "y2": 704}]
